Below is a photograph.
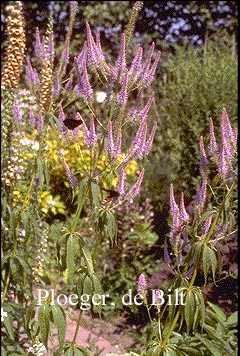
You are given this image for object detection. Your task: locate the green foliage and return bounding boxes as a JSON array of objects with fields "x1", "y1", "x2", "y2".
[
  {"x1": 1, "y1": 2, "x2": 237, "y2": 355},
  {"x1": 145, "y1": 33, "x2": 237, "y2": 205}
]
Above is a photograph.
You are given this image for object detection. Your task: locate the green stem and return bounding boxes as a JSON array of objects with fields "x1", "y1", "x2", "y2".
[
  {"x1": 71, "y1": 309, "x2": 83, "y2": 346},
  {"x1": 2, "y1": 270, "x2": 10, "y2": 304},
  {"x1": 161, "y1": 307, "x2": 182, "y2": 346}
]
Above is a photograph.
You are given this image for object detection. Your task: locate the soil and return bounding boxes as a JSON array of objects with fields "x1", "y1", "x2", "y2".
[{"x1": 43, "y1": 309, "x2": 139, "y2": 355}]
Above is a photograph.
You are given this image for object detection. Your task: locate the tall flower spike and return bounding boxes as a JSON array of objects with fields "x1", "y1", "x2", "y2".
[
  {"x1": 142, "y1": 50, "x2": 161, "y2": 87},
  {"x1": 113, "y1": 130, "x2": 122, "y2": 158},
  {"x1": 133, "y1": 122, "x2": 147, "y2": 158},
  {"x1": 115, "y1": 33, "x2": 126, "y2": 77},
  {"x1": 34, "y1": 27, "x2": 42, "y2": 58},
  {"x1": 107, "y1": 121, "x2": 114, "y2": 157},
  {"x1": 179, "y1": 192, "x2": 189, "y2": 223},
  {"x1": 48, "y1": 32, "x2": 55, "y2": 60},
  {"x1": 86, "y1": 22, "x2": 104, "y2": 67},
  {"x1": 143, "y1": 121, "x2": 158, "y2": 156},
  {"x1": 142, "y1": 42, "x2": 155, "y2": 73},
  {"x1": 194, "y1": 175, "x2": 208, "y2": 211},
  {"x1": 81, "y1": 114, "x2": 97, "y2": 149},
  {"x1": 61, "y1": 37, "x2": 70, "y2": 76},
  {"x1": 202, "y1": 214, "x2": 214, "y2": 239},
  {"x1": 208, "y1": 117, "x2": 218, "y2": 157},
  {"x1": 218, "y1": 145, "x2": 231, "y2": 176},
  {"x1": 75, "y1": 57, "x2": 93, "y2": 100},
  {"x1": 128, "y1": 46, "x2": 143, "y2": 80},
  {"x1": 2, "y1": 1, "x2": 26, "y2": 90},
  {"x1": 199, "y1": 136, "x2": 208, "y2": 173},
  {"x1": 130, "y1": 168, "x2": 145, "y2": 197},
  {"x1": 169, "y1": 183, "x2": 180, "y2": 237},
  {"x1": 116, "y1": 167, "x2": 126, "y2": 196},
  {"x1": 221, "y1": 107, "x2": 236, "y2": 158},
  {"x1": 37, "y1": 111, "x2": 44, "y2": 132},
  {"x1": 139, "y1": 92, "x2": 155, "y2": 121},
  {"x1": 13, "y1": 97, "x2": 22, "y2": 122},
  {"x1": 117, "y1": 72, "x2": 129, "y2": 106},
  {"x1": 137, "y1": 273, "x2": 147, "y2": 294},
  {"x1": 62, "y1": 160, "x2": 77, "y2": 189},
  {"x1": 169, "y1": 183, "x2": 178, "y2": 214},
  {"x1": 88, "y1": 114, "x2": 98, "y2": 148}
]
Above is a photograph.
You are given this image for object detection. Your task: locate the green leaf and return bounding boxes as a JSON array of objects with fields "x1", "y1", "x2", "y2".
[
  {"x1": 66, "y1": 234, "x2": 76, "y2": 285},
  {"x1": 76, "y1": 273, "x2": 87, "y2": 296},
  {"x1": 2, "y1": 311, "x2": 15, "y2": 340},
  {"x1": 184, "y1": 289, "x2": 196, "y2": 334},
  {"x1": 25, "y1": 299, "x2": 38, "y2": 336},
  {"x1": 38, "y1": 303, "x2": 51, "y2": 347},
  {"x1": 91, "y1": 273, "x2": 103, "y2": 295},
  {"x1": 90, "y1": 181, "x2": 101, "y2": 208},
  {"x1": 82, "y1": 274, "x2": 94, "y2": 296},
  {"x1": 194, "y1": 332, "x2": 222, "y2": 356},
  {"x1": 207, "y1": 301, "x2": 226, "y2": 322},
  {"x1": 105, "y1": 211, "x2": 117, "y2": 245},
  {"x1": 80, "y1": 244, "x2": 94, "y2": 275},
  {"x1": 51, "y1": 305, "x2": 66, "y2": 353},
  {"x1": 227, "y1": 311, "x2": 238, "y2": 327},
  {"x1": 202, "y1": 245, "x2": 217, "y2": 283},
  {"x1": 77, "y1": 177, "x2": 89, "y2": 206},
  {"x1": 9, "y1": 257, "x2": 22, "y2": 282},
  {"x1": 193, "y1": 288, "x2": 205, "y2": 329},
  {"x1": 16, "y1": 256, "x2": 31, "y2": 277}
]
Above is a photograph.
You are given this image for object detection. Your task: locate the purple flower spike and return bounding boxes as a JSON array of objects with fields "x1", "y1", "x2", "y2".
[
  {"x1": 139, "y1": 92, "x2": 155, "y2": 120},
  {"x1": 113, "y1": 131, "x2": 122, "y2": 158},
  {"x1": 169, "y1": 184, "x2": 180, "y2": 238},
  {"x1": 179, "y1": 192, "x2": 189, "y2": 223},
  {"x1": 70, "y1": 1, "x2": 78, "y2": 14},
  {"x1": 61, "y1": 37, "x2": 70, "y2": 65},
  {"x1": 116, "y1": 167, "x2": 126, "y2": 195},
  {"x1": 221, "y1": 107, "x2": 234, "y2": 141},
  {"x1": 13, "y1": 98, "x2": 22, "y2": 122},
  {"x1": 208, "y1": 117, "x2": 218, "y2": 157},
  {"x1": 202, "y1": 214, "x2": 214, "y2": 239},
  {"x1": 107, "y1": 121, "x2": 114, "y2": 157},
  {"x1": 117, "y1": 72, "x2": 129, "y2": 106},
  {"x1": 142, "y1": 42, "x2": 155, "y2": 73},
  {"x1": 75, "y1": 57, "x2": 93, "y2": 100},
  {"x1": 86, "y1": 22, "x2": 104, "y2": 67},
  {"x1": 130, "y1": 168, "x2": 145, "y2": 197},
  {"x1": 199, "y1": 136, "x2": 208, "y2": 173},
  {"x1": 143, "y1": 121, "x2": 158, "y2": 156},
  {"x1": 143, "y1": 50, "x2": 161, "y2": 87},
  {"x1": 137, "y1": 273, "x2": 147, "y2": 293},
  {"x1": 48, "y1": 32, "x2": 55, "y2": 59},
  {"x1": 34, "y1": 27, "x2": 42, "y2": 58},
  {"x1": 164, "y1": 238, "x2": 171, "y2": 264},
  {"x1": 37, "y1": 111, "x2": 44, "y2": 132},
  {"x1": 62, "y1": 160, "x2": 77, "y2": 189},
  {"x1": 88, "y1": 114, "x2": 98, "y2": 147},
  {"x1": 134, "y1": 122, "x2": 147, "y2": 158},
  {"x1": 194, "y1": 176, "x2": 208, "y2": 210},
  {"x1": 128, "y1": 46, "x2": 143, "y2": 80},
  {"x1": 169, "y1": 183, "x2": 178, "y2": 214},
  {"x1": 65, "y1": 74, "x2": 73, "y2": 90},
  {"x1": 81, "y1": 114, "x2": 98, "y2": 149},
  {"x1": 218, "y1": 146, "x2": 231, "y2": 176},
  {"x1": 221, "y1": 107, "x2": 236, "y2": 159},
  {"x1": 116, "y1": 33, "x2": 126, "y2": 76},
  {"x1": 29, "y1": 109, "x2": 36, "y2": 127}
]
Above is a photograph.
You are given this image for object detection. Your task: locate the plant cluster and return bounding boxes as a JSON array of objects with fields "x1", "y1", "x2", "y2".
[{"x1": 1, "y1": 2, "x2": 237, "y2": 356}]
